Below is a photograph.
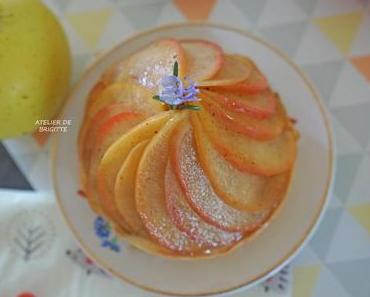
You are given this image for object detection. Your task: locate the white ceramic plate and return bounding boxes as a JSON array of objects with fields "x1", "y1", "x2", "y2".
[{"x1": 53, "y1": 23, "x2": 334, "y2": 296}]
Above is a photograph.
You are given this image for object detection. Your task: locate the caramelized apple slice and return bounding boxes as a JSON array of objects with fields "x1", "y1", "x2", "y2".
[
  {"x1": 86, "y1": 80, "x2": 164, "y2": 119},
  {"x1": 193, "y1": 126, "x2": 292, "y2": 212},
  {"x1": 78, "y1": 82, "x2": 111, "y2": 181},
  {"x1": 102, "y1": 39, "x2": 186, "y2": 89},
  {"x1": 197, "y1": 55, "x2": 252, "y2": 87},
  {"x1": 114, "y1": 140, "x2": 149, "y2": 235},
  {"x1": 79, "y1": 81, "x2": 164, "y2": 175},
  {"x1": 84, "y1": 112, "x2": 143, "y2": 231},
  {"x1": 79, "y1": 102, "x2": 133, "y2": 185},
  {"x1": 96, "y1": 112, "x2": 174, "y2": 232},
  {"x1": 180, "y1": 39, "x2": 223, "y2": 81},
  {"x1": 124, "y1": 235, "x2": 178, "y2": 257},
  {"x1": 170, "y1": 120, "x2": 270, "y2": 232},
  {"x1": 78, "y1": 81, "x2": 164, "y2": 173},
  {"x1": 201, "y1": 89, "x2": 277, "y2": 119},
  {"x1": 193, "y1": 113, "x2": 297, "y2": 176},
  {"x1": 165, "y1": 161, "x2": 243, "y2": 247},
  {"x1": 135, "y1": 114, "x2": 202, "y2": 254},
  {"x1": 211, "y1": 57, "x2": 268, "y2": 93},
  {"x1": 200, "y1": 94, "x2": 286, "y2": 141},
  {"x1": 86, "y1": 81, "x2": 107, "y2": 109}
]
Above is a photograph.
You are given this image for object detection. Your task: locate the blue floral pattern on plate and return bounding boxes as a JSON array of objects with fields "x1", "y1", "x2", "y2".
[{"x1": 94, "y1": 216, "x2": 120, "y2": 252}]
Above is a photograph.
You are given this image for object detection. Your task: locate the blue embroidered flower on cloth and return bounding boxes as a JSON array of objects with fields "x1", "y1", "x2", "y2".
[{"x1": 94, "y1": 216, "x2": 120, "y2": 253}]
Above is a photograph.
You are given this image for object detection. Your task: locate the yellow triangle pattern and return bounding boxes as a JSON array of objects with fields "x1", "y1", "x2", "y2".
[
  {"x1": 314, "y1": 12, "x2": 363, "y2": 54},
  {"x1": 293, "y1": 265, "x2": 321, "y2": 297},
  {"x1": 349, "y1": 203, "x2": 370, "y2": 235},
  {"x1": 67, "y1": 9, "x2": 113, "y2": 49}
]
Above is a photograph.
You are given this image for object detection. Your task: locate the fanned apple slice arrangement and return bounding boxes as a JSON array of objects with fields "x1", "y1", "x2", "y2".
[{"x1": 78, "y1": 39, "x2": 299, "y2": 258}]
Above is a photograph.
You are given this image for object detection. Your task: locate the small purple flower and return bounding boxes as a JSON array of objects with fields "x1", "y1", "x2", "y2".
[
  {"x1": 94, "y1": 216, "x2": 110, "y2": 239},
  {"x1": 159, "y1": 75, "x2": 200, "y2": 107},
  {"x1": 153, "y1": 61, "x2": 200, "y2": 110}
]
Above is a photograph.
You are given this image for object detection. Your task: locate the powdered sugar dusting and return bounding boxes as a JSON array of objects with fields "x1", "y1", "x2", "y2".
[
  {"x1": 165, "y1": 162, "x2": 243, "y2": 248},
  {"x1": 178, "y1": 128, "x2": 269, "y2": 232},
  {"x1": 135, "y1": 117, "x2": 203, "y2": 253},
  {"x1": 135, "y1": 61, "x2": 170, "y2": 89}
]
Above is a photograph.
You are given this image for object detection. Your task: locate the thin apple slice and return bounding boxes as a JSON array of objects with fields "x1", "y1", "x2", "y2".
[
  {"x1": 193, "y1": 125, "x2": 292, "y2": 212},
  {"x1": 170, "y1": 120, "x2": 270, "y2": 233},
  {"x1": 180, "y1": 39, "x2": 223, "y2": 81},
  {"x1": 193, "y1": 112, "x2": 297, "y2": 176},
  {"x1": 165, "y1": 160, "x2": 243, "y2": 247},
  {"x1": 197, "y1": 55, "x2": 252, "y2": 87},
  {"x1": 135, "y1": 113, "x2": 203, "y2": 254},
  {"x1": 86, "y1": 81, "x2": 107, "y2": 109},
  {"x1": 200, "y1": 94, "x2": 286, "y2": 140},
  {"x1": 211, "y1": 57, "x2": 268, "y2": 93},
  {"x1": 86, "y1": 80, "x2": 164, "y2": 120},
  {"x1": 233, "y1": 56, "x2": 268, "y2": 92},
  {"x1": 96, "y1": 112, "x2": 174, "y2": 233},
  {"x1": 84, "y1": 112, "x2": 143, "y2": 231},
  {"x1": 78, "y1": 81, "x2": 111, "y2": 182},
  {"x1": 124, "y1": 233, "x2": 235, "y2": 259},
  {"x1": 114, "y1": 140, "x2": 149, "y2": 235},
  {"x1": 102, "y1": 39, "x2": 186, "y2": 89},
  {"x1": 79, "y1": 80, "x2": 164, "y2": 173},
  {"x1": 201, "y1": 89, "x2": 277, "y2": 119},
  {"x1": 124, "y1": 235, "x2": 179, "y2": 257},
  {"x1": 79, "y1": 102, "x2": 133, "y2": 185}
]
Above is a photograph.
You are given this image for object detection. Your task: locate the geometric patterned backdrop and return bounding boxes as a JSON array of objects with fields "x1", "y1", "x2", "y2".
[{"x1": 1, "y1": 0, "x2": 369, "y2": 296}]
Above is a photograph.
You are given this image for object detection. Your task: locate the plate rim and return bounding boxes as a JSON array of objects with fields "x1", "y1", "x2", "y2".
[{"x1": 51, "y1": 21, "x2": 335, "y2": 296}]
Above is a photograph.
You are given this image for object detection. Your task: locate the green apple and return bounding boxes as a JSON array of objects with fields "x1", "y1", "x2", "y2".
[{"x1": 0, "y1": 0, "x2": 71, "y2": 139}]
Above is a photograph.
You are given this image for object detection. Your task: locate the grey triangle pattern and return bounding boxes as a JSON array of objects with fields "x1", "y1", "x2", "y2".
[
  {"x1": 259, "y1": 21, "x2": 307, "y2": 57},
  {"x1": 308, "y1": 207, "x2": 343, "y2": 260},
  {"x1": 328, "y1": 258, "x2": 370, "y2": 297},
  {"x1": 72, "y1": 53, "x2": 91, "y2": 84},
  {"x1": 301, "y1": 59, "x2": 344, "y2": 104},
  {"x1": 325, "y1": 208, "x2": 370, "y2": 263},
  {"x1": 112, "y1": 0, "x2": 166, "y2": 7},
  {"x1": 313, "y1": 265, "x2": 351, "y2": 297},
  {"x1": 52, "y1": 0, "x2": 71, "y2": 13},
  {"x1": 118, "y1": 1, "x2": 168, "y2": 30},
  {"x1": 294, "y1": 0, "x2": 318, "y2": 15},
  {"x1": 0, "y1": 143, "x2": 33, "y2": 190},
  {"x1": 332, "y1": 102, "x2": 370, "y2": 148},
  {"x1": 333, "y1": 153, "x2": 363, "y2": 204},
  {"x1": 231, "y1": 0, "x2": 268, "y2": 24}
]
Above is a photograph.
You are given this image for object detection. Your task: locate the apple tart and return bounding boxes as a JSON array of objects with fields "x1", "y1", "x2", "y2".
[{"x1": 78, "y1": 39, "x2": 298, "y2": 258}]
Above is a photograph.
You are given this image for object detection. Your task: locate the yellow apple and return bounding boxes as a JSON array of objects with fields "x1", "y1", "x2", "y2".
[{"x1": 0, "y1": 0, "x2": 71, "y2": 138}]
